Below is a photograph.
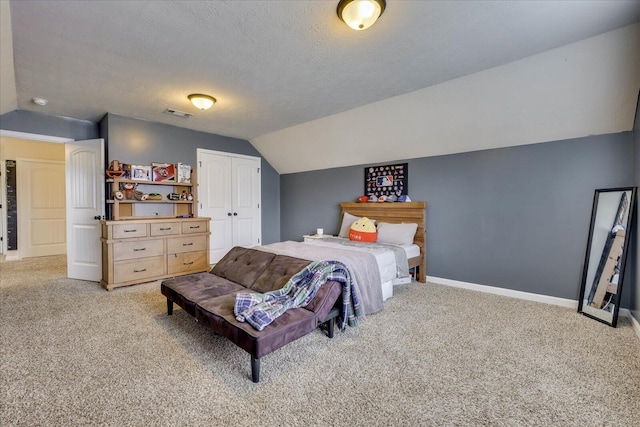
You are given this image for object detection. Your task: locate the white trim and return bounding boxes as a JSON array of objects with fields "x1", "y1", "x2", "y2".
[
  {"x1": 631, "y1": 314, "x2": 640, "y2": 341},
  {"x1": 0, "y1": 130, "x2": 73, "y2": 143},
  {"x1": 4, "y1": 250, "x2": 19, "y2": 261},
  {"x1": 196, "y1": 148, "x2": 261, "y2": 162},
  {"x1": 427, "y1": 276, "x2": 578, "y2": 309},
  {"x1": 428, "y1": 276, "x2": 639, "y2": 342}
]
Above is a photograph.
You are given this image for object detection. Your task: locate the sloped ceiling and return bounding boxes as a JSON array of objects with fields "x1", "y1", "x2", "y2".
[{"x1": 1, "y1": 1, "x2": 639, "y2": 173}]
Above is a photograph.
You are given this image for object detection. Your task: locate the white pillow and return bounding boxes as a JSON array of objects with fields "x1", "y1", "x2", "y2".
[
  {"x1": 376, "y1": 222, "x2": 418, "y2": 245},
  {"x1": 338, "y1": 212, "x2": 376, "y2": 238},
  {"x1": 338, "y1": 212, "x2": 359, "y2": 238}
]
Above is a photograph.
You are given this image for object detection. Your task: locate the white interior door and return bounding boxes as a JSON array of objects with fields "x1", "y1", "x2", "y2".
[
  {"x1": 17, "y1": 159, "x2": 66, "y2": 258},
  {"x1": 197, "y1": 149, "x2": 261, "y2": 264},
  {"x1": 65, "y1": 139, "x2": 104, "y2": 281},
  {"x1": 232, "y1": 157, "x2": 261, "y2": 248},
  {"x1": 199, "y1": 151, "x2": 233, "y2": 263}
]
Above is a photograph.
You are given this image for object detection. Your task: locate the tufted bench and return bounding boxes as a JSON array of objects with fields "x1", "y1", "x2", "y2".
[{"x1": 161, "y1": 246, "x2": 342, "y2": 382}]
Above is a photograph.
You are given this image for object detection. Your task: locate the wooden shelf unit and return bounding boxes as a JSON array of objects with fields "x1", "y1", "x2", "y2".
[{"x1": 106, "y1": 176, "x2": 197, "y2": 220}]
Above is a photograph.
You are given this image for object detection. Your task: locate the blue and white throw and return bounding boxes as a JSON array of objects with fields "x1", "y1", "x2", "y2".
[{"x1": 234, "y1": 260, "x2": 363, "y2": 332}]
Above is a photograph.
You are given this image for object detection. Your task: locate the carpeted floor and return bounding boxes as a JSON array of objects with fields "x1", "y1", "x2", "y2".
[{"x1": 1, "y1": 255, "x2": 639, "y2": 426}]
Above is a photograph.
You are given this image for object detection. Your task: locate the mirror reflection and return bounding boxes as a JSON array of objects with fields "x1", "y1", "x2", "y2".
[{"x1": 578, "y1": 188, "x2": 636, "y2": 326}]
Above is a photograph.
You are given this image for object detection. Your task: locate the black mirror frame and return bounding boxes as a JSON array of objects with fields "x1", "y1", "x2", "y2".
[{"x1": 578, "y1": 187, "x2": 637, "y2": 327}]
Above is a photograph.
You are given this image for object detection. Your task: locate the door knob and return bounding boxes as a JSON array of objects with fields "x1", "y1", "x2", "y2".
[
  {"x1": 94, "y1": 215, "x2": 102, "y2": 220},
  {"x1": 233, "y1": 212, "x2": 238, "y2": 216},
  {"x1": 227, "y1": 212, "x2": 232, "y2": 216}
]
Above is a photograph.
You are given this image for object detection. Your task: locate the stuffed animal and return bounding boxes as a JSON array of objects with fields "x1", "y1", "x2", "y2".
[
  {"x1": 348, "y1": 217, "x2": 377, "y2": 242},
  {"x1": 121, "y1": 182, "x2": 137, "y2": 200}
]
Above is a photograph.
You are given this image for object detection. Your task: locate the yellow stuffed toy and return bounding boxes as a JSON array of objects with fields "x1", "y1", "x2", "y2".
[{"x1": 349, "y1": 217, "x2": 377, "y2": 242}]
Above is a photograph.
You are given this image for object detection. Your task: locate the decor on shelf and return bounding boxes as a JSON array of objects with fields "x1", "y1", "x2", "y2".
[
  {"x1": 151, "y1": 162, "x2": 175, "y2": 182},
  {"x1": 106, "y1": 160, "x2": 125, "y2": 178},
  {"x1": 337, "y1": 0, "x2": 386, "y2": 31},
  {"x1": 105, "y1": 162, "x2": 198, "y2": 220},
  {"x1": 364, "y1": 162, "x2": 408, "y2": 199},
  {"x1": 188, "y1": 94, "x2": 216, "y2": 110},
  {"x1": 578, "y1": 187, "x2": 637, "y2": 327},
  {"x1": 121, "y1": 182, "x2": 137, "y2": 200},
  {"x1": 177, "y1": 163, "x2": 191, "y2": 183},
  {"x1": 131, "y1": 165, "x2": 151, "y2": 181}
]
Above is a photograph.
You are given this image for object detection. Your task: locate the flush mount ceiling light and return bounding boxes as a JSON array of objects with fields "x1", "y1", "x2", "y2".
[
  {"x1": 337, "y1": 0, "x2": 386, "y2": 31},
  {"x1": 188, "y1": 94, "x2": 216, "y2": 110}
]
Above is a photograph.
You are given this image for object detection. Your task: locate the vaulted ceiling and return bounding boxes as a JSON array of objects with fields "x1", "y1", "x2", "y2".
[{"x1": 1, "y1": 1, "x2": 639, "y2": 173}]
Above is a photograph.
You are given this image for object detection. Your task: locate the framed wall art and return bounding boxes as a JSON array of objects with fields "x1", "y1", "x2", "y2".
[{"x1": 364, "y1": 163, "x2": 408, "y2": 198}]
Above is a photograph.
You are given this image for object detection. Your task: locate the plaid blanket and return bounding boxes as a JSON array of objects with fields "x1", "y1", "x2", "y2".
[{"x1": 234, "y1": 260, "x2": 363, "y2": 332}]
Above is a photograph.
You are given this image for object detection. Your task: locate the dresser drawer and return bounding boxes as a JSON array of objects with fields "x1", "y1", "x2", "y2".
[
  {"x1": 113, "y1": 256, "x2": 164, "y2": 283},
  {"x1": 112, "y1": 223, "x2": 148, "y2": 239},
  {"x1": 181, "y1": 221, "x2": 207, "y2": 234},
  {"x1": 113, "y1": 239, "x2": 164, "y2": 261},
  {"x1": 167, "y1": 251, "x2": 209, "y2": 275},
  {"x1": 150, "y1": 222, "x2": 180, "y2": 237},
  {"x1": 167, "y1": 235, "x2": 207, "y2": 254}
]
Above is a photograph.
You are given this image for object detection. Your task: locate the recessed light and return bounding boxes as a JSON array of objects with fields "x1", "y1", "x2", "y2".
[{"x1": 32, "y1": 97, "x2": 48, "y2": 106}]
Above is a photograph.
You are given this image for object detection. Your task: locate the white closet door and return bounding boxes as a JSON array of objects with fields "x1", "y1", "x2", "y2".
[
  {"x1": 197, "y1": 149, "x2": 261, "y2": 264},
  {"x1": 17, "y1": 159, "x2": 66, "y2": 258},
  {"x1": 231, "y1": 156, "x2": 261, "y2": 248},
  {"x1": 199, "y1": 151, "x2": 233, "y2": 263}
]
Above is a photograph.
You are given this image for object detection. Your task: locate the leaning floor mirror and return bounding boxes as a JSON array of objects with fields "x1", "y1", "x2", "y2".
[{"x1": 578, "y1": 187, "x2": 637, "y2": 327}]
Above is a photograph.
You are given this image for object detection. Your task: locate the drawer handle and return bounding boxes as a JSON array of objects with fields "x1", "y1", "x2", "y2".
[
  {"x1": 134, "y1": 268, "x2": 147, "y2": 273},
  {"x1": 124, "y1": 229, "x2": 137, "y2": 233},
  {"x1": 133, "y1": 248, "x2": 146, "y2": 252},
  {"x1": 183, "y1": 261, "x2": 194, "y2": 266},
  {"x1": 160, "y1": 227, "x2": 171, "y2": 231},
  {"x1": 189, "y1": 226, "x2": 200, "y2": 229},
  {"x1": 183, "y1": 243, "x2": 193, "y2": 246}
]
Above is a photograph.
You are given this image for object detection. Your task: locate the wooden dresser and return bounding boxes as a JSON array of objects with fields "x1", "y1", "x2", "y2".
[{"x1": 100, "y1": 217, "x2": 210, "y2": 291}]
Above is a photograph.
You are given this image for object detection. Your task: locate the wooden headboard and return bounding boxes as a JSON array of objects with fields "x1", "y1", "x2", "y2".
[{"x1": 340, "y1": 202, "x2": 427, "y2": 283}]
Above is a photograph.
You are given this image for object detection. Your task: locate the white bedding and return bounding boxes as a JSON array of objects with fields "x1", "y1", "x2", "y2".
[{"x1": 303, "y1": 237, "x2": 417, "y2": 300}]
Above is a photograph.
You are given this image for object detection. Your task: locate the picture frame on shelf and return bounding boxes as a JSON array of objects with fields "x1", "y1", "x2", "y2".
[
  {"x1": 177, "y1": 163, "x2": 191, "y2": 183},
  {"x1": 131, "y1": 165, "x2": 151, "y2": 181},
  {"x1": 152, "y1": 162, "x2": 176, "y2": 182}
]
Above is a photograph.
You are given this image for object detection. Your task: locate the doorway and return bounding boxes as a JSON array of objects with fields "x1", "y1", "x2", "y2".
[{"x1": 0, "y1": 133, "x2": 70, "y2": 260}]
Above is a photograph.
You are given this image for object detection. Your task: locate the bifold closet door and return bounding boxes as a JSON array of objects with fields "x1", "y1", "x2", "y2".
[{"x1": 198, "y1": 150, "x2": 261, "y2": 264}]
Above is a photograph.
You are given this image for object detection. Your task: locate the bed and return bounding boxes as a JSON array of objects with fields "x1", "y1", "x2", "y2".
[
  {"x1": 259, "y1": 201, "x2": 426, "y2": 316},
  {"x1": 338, "y1": 201, "x2": 426, "y2": 283}
]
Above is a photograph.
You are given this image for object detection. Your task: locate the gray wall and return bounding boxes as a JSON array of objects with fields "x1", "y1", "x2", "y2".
[
  {"x1": 104, "y1": 114, "x2": 280, "y2": 245},
  {"x1": 281, "y1": 133, "x2": 635, "y2": 304},
  {"x1": 0, "y1": 109, "x2": 99, "y2": 140}
]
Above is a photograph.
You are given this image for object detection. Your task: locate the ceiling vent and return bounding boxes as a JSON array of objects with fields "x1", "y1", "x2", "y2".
[{"x1": 164, "y1": 108, "x2": 192, "y2": 118}]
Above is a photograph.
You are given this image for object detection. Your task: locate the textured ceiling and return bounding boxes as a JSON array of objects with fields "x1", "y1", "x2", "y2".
[{"x1": 3, "y1": 1, "x2": 639, "y2": 140}]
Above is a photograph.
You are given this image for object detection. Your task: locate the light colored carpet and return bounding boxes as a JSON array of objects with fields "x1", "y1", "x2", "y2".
[{"x1": 1, "y1": 255, "x2": 639, "y2": 426}]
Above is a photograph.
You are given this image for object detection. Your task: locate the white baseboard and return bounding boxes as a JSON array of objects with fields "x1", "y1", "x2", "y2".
[
  {"x1": 631, "y1": 314, "x2": 640, "y2": 341},
  {"x1": 427, "y1": 276, "x2": 640, "y2": 342},
  {"x1": 3, "y1": 251, "x2": 20, "y2": 261}
]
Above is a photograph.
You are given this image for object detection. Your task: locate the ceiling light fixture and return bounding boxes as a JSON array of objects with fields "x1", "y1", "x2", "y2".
[
  {"x1": 337, "y1": 0, "x2": 386, "y2": 31},
  {"x1": 188, "y1": 94, "x2": 216, "y2": 110}
]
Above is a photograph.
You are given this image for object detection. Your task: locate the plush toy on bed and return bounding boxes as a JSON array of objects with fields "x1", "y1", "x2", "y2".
[{"x1": 348, "y1": 217, "x2": 377, "y2": 242}]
